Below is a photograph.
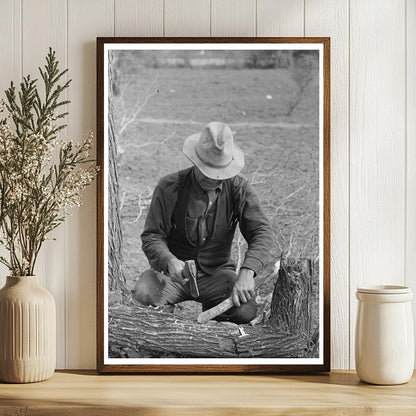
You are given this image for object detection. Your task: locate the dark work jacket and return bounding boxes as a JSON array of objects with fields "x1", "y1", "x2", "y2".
[
  {"x1": 168, "y1": 169, "x2": 236, "y2": 273},
  {"x1": 141, "y1": 167, "x2": 274, "y2": 276}
]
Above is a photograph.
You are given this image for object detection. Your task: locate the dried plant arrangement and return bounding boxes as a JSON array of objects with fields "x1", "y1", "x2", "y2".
[{"x1": 0, "y1": 48, "x2": 96, "y2": 276}]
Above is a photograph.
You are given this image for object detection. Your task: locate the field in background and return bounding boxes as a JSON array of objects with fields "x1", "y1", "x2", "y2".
[{"x1": 111, "y1": 53, "x2": 320, "y2": 324}]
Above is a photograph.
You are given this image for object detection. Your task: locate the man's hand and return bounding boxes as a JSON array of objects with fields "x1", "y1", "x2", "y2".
[
  {"x1": 167, "y1": 258, "x2": 185, "y2": 283},
  {"x1": 232, "y1": 268, "x2": 255, "y2": 307}
]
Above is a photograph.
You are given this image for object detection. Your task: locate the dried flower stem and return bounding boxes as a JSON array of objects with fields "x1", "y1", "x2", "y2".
[{"x1": 0, "y1": 48, "x2": 96, "y2": 276}]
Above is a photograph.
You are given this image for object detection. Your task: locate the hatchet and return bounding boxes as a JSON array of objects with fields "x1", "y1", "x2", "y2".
[
  {"x1": 197, "y1": 296, "x2": 234, "y2": 324},
  {"x1": 182, "y1": 260, "x2": 199, "y2": 299},
  {"x1": 197, "y1": 260, "x2": 281, "y2": 324}
]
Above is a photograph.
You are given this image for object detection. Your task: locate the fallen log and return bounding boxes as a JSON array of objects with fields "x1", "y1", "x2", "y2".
[
  {"x1": 108, "y1": 257, "x2": 315, "y2": 358},
  {"x1": 109, "y1": 304, "x2": 310, "y2": 358}
]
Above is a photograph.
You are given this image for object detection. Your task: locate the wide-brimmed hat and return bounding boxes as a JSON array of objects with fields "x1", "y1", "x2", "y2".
[{"x1": 183, "y1": 122, "x2": 244, "y2": 180}]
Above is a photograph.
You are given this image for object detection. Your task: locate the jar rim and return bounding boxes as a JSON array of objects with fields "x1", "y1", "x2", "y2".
[{"x1": 357, "y1": 285, "x2": 411, "y2": 294}]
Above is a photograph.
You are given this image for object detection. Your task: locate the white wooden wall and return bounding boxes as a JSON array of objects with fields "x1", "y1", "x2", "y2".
[{"x1": 0, "y1": 0, "x2": 414, "y2": 370}]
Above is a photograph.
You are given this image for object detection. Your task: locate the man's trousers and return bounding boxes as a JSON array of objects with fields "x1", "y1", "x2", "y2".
[{"x1": 132, "y1": 267, "x2": 257, "y2": 324}]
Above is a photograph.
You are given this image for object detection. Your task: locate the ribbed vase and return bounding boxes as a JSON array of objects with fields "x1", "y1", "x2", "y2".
[{"x1": 0, "y1": 276, "x2": 56, "y2": 383}]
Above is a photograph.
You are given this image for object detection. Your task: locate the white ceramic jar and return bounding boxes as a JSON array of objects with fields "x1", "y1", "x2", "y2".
[{"x1": 355, "y1": 285, "x2": 414, "y2": 385}]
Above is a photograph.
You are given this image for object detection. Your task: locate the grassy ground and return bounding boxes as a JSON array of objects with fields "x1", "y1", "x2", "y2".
[{"x1": 112, "y1": 63, "x2": 320, "y2": 332}]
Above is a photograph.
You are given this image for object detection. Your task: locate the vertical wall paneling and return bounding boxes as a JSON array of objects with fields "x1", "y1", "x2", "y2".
[
  {"x1": 115, "y1": 0, "x2": 163, "y2": 37},
  {"x1": 406, "y1": 0, "x2": 416, "y2": 364},
  {"x1": 164, "y1": 0, "x2": 211, "y2": 37},
  {"x1": 0, "y1": 0, "x2": 414, "y2": 370},
  {"x1": 0, "y1": 0, "x2": 21, "y2": 99},
  {"x1": 0, "y1": 0, "x2": 13, "y2": 101},
  {"x1": 350, "y1": 0, "x2": 406, "y2": 368},
  {"x1": 67, "y1": 0, "x2": 114, "y2": 369},
  {"x1": 22, "y1": 0, "x2": 68, "y2": 369},
  {"x1": 211, "y1": 0, "x2": 256, "y2": 37},
  {"x1": 0, "y1": 0, "x2": 21, "y2": 286},
  {"x1": 305, "y1": 0, "x2": 350, "y2": 370},
  {"x1": 256, "y1": 0, "x2": 304, "y2": 36}
]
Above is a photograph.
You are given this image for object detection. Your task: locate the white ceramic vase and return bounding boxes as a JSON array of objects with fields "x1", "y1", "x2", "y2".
[
  {"x1": 0, "y1": 276, "x2": 56, "y2": 383},
  {"x1": 355, "y1": 285, "x2": 414, "y2": 385}
]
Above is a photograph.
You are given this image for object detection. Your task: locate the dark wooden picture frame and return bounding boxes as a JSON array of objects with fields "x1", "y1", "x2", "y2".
[{"x1": 97, "y1": 37, "x2": 330, "y2": 373}]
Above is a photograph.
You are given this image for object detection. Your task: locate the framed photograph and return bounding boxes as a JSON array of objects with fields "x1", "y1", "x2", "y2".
[{"x1": 97, "y1": 37, "x2": 330, "y2": 373}]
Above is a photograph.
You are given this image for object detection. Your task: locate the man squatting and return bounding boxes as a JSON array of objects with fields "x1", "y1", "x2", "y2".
[{"x1": 132, "y1": 122, "x2": 274, "y2": 324}]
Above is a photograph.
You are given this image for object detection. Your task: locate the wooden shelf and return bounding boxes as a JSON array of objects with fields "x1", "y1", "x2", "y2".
[{"x1": 0, "y1": 370, "x2": 415, "y2": 415}]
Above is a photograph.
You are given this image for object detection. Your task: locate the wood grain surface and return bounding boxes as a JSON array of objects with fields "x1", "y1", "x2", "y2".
[
  {"x1": 0, "y1": 370, "x2": 415, "y2": 415},
  {"x1": 349, "y1": 0, "x2": 406, "y2": 369},
  {"x1": 21, "y1": 0, "x2": 68, "y2": 369},
  {"x1": 257, "y1": 0, "x2": 304, "y2": 37},
  {"x1": 67, "y1": 0, "x2": 114, "y2": 370},
  {"x1": 0, "y1": 0, "x2": 21, "y2": 291},
  {"x1": 164, "y1": 0, "x2": 211, "y2": 37},
  {"x1": 115, "y1": 0, "x2": 163, "y2": 37},
  {"x1": 305, "y1": 0, "x2": 350, "y2": 371},
  {"x1": 406, "y1": 0, "x2": 416, "y2": 367},
  {"x1": 211, "y1": 0, "x2": 256, "y2": 37}
]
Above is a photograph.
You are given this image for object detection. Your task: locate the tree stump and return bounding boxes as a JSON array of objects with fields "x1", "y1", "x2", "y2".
[{"x1": 269, "y1": 258, "x2": 313, "y2": 338}]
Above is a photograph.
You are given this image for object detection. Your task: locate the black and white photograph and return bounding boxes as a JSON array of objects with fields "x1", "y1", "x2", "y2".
[{"x1": 97, "y1": 39, "x2": 330, "y2": 373}]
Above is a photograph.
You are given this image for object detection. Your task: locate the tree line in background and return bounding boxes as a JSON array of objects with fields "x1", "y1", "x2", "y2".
[{"x1": 115, "y1": 49, "x2": 318, "y2": 70}]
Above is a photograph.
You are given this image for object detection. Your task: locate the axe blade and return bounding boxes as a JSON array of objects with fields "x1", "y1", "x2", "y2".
[{"x1": 182, "y1": 260, "x2": 199, "y2": 298}]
